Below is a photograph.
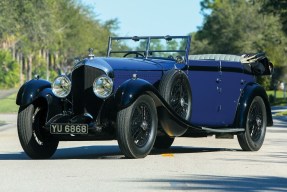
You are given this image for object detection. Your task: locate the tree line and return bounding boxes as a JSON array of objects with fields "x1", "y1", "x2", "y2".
[
  {"x1": 0, "y1": 0, "x2": 117, "y2": 88},
  {"x1": 0, "y1": 0, "x2": 286, "y2": 89},
  {"x1": 190, "y1": 0, "x2": 287, "y2": 88}
]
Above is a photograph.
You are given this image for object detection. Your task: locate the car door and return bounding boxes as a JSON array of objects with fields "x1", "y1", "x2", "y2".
[
  {"x1": 217, "y1": 61, "x2": 255, "y2": 126},
  {"x1": 188, "y1": 60, "x2": 222, "y2": 127}
]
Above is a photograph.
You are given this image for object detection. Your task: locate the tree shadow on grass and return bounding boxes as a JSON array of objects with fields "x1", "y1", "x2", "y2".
[{"x1": 132, "y1": 175, "x2": 287, "y2": 191}]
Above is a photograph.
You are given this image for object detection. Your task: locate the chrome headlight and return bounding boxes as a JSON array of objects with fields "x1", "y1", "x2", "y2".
[
  {"x1": 52, "y1": 75, "x2": 71, "y2": 98},
  {"x1": 93, "y1": 75, "x2": 113, "y2": 99}
]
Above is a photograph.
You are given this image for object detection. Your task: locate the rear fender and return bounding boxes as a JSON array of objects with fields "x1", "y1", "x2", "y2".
[{"x1": 234, "y1": 83, "x2": 273, "y2": 128}]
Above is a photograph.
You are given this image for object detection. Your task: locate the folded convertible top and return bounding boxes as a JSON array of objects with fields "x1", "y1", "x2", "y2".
[{"x1": 189, "y1": 53, "x2": 273, "y2": 76}]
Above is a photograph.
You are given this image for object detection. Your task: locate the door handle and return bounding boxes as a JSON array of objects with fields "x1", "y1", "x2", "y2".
[{"x1": 241, "y1": 79, "x2": 246, "y2": 85}]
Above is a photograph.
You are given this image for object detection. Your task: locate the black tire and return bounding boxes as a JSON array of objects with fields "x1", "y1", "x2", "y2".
[
  {"x1": 117, "y1": 95, "x2": 158, "y2": 158},
  {"x1": 154, "y1": 70, "x2": 192, "y2": 149},
  {"x1": 158, "y1": 69, "x2": 192, "y2": 120},
  {"x1": 237, "y1": 96, "x2": 267, "y2": 151},
  {"x1": 17, "y1": 103, "x2": 59, "y2": 159}
]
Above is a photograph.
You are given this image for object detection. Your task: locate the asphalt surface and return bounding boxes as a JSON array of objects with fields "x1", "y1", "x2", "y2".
[
  {"x1": 0, "y1": 113, "x2": 286, "y2": 192},
  {"x1": 0, "y1": 89, "x2": 17, "y2": 99}
]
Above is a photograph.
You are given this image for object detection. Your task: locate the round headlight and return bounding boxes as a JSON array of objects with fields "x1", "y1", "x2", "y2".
[
  {"x1": 52, "y1": 75, "x2": 71, "y2": 98},
  {"x1": 93, "y1": 75, "x2": 113, "y2": 99}
]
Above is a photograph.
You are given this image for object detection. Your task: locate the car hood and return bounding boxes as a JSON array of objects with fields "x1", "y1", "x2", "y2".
[
  {"x1": 74, "y1": 57, "x2": 184, "y2": 77},
  {"x1": 100, "y1": 57, "x2": 166, "y2": 71}
]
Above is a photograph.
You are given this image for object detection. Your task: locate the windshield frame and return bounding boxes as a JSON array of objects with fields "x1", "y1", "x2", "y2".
[{"x1": 106, "y1": 35, "x2": 191, "y2": 64}]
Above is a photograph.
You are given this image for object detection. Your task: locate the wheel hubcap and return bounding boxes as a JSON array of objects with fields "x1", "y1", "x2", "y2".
[
  {"x1": 131, "y1": 103, "x2": 152, "y2": 147},
  {"x1": 180, "y1": 98, "x2": 185, "y2": 107},
  {"x1": 256, "y1": 117, "x2": 262, "y2": 127},
  {"x1": 248, "y1": 102, "x2": 263, "y2": 142},
  {"x1": 141, "y1": 120, "x2": 148, "y2": 131},
  {"x1": 169, "y1": 76, "x2": 190, "y2": 119}
]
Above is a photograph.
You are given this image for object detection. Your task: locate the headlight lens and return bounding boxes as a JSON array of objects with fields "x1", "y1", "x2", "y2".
[
  {"x1": 93, "y1": 75, "x2": 113, "y2": 99},
  {"x1": 52, "y1": 75, "x2": 71, "y2": 98}
]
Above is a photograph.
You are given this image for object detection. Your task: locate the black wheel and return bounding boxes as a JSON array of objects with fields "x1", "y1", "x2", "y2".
[
  {"x1": 117, "y1": 95, "x2": 157, "y2": 158},
  {"x1": 154, "y1": 70, "x2": 192, "y2": 149},
  {"x1": 17, "y1": 103, "x2": 59, "y2": 159},
  {"x1": 237, "y1": 96, "x2": 267, "y2": 151}
]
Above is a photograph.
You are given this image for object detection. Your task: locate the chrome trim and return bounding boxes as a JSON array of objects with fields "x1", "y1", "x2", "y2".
[
  {"x1": 73, "y1": 58, "x2": 114, "y2": 78},
  {"x1": 52, "y1": 75, "x2": 72, "y2": 98},
  {"x1": 84, "y1": 113, "x2": 93, "y2": 119},
  {"x1": 202, "y1": 127, "x2": 245, "y2": 133},
  {"x1": 93, "y1": 75, "x2": 114, "y2": 99}
]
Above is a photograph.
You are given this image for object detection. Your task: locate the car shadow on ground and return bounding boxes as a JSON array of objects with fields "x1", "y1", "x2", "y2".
[
  {"x1": 0, "y1": 145, "x2": 238, "y2": 160},
  {"x1": 129, "y1": 175, "x2": 287, "y2": 191},
  {"x1": 150, "y1": 146, "x2": 238, "y2": 156}
]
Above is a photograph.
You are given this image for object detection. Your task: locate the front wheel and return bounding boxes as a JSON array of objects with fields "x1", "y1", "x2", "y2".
[
  {"x1": 17, "y1": 103, "x2": 59, "y2": 159},
  {"x1": 237, "y1": 96, "x2": 267, "y2": 151},
  {"x1": 117, "y1": 95, "x2": 158, "y2": 158}
]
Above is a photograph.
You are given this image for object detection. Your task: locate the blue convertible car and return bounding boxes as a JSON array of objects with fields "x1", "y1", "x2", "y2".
[{"x1": 16, "y1": 36, "x2": 273, "y2": 159}]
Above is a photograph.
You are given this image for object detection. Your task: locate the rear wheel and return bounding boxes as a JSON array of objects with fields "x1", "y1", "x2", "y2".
[
  {"x1": 17, "y1": 103, "x2": 59, "y2": 159},
  {"x1": 237, "y1": 96, "x2": 267, "y2": 151},
  {"x1": 117, "y1": 95, "x2": 157, "y2": 158}
]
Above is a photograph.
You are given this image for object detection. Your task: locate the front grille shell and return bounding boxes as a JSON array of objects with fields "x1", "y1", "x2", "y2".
[{"x1": 71, "y1": 65, "x2": 106, "y2": 117}]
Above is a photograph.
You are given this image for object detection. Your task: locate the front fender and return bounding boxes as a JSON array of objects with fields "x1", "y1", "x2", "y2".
[
  {"x1": 114, "y1": 78, "x2": 201, "y2": 136},
  {"x1": 38, "y1": 88, "x2": 63, "y2": 121},
  {"x1": 16, "y1": 79, "x2": 51, "y2": 106},
  {"x1": 16, "y1": 79, "x2": 62, "y2": 122},
  {"x1": 234, "y1": 82, "x2": 273, "y2": 128},
  {"x1": 114, "y1": 78, "x2": 159, "y2": 110}
]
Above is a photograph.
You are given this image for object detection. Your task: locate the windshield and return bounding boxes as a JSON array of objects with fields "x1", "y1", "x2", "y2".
[{"x1": 107, "y1": 36, "x2": 191, "y2": 63}]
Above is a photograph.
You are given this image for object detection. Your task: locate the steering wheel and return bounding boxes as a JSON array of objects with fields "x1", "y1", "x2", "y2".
[{"x1": 123, "y1": 51, "x2": 145, "y2": 58}]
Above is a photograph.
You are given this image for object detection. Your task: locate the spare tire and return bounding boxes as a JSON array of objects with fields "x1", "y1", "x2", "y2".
[
  {"x1": 154, "y1": 69, "x2": 192, "y2": 149},
  {"x1": 158, "y1": 69, "x2": 192, "y2": 120}
]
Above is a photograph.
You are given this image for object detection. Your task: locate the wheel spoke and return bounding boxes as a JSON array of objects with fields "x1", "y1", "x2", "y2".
[
  {"x1": 130, "y1": 103, "x2": 153, "y2": 148},
  {"x1": 248, "y1": 101, "x2": 264, "y2": 141},
  {"x1": 167, "y1": 74, "x2": 190, "y2": 120}
]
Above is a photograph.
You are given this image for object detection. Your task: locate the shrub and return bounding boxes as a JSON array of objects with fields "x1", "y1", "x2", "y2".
[{"x1": 0, "y1": 50, "x2": 19, "y2": 89}]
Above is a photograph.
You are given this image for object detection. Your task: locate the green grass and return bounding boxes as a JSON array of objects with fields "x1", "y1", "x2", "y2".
[
  {"x1": 0, "y1": 93, "x2": 19, "y2": 113},
  {"x1": 274, "y1": 110, "x2": 287, "y2": 116},
  {"x1": 266, "y1": 90, "x2": 286, "y2": 98},
  {"x1": 266, "y1": 90, "x2": 287, "y2": 106}
]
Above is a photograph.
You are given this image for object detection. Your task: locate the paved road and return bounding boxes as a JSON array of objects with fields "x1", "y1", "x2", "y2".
[
  {"x1": 0, "y1": 89, "x2": 17, "y2": 99},
  {"x1": 0, "y1": 114, "x2": 286, "y2": 192}
]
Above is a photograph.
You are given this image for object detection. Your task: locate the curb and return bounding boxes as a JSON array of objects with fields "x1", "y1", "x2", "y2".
[
  {"x1": 272, "y1": 116, "x2": 287, "y2": 122},
  {"x1": 0, "y1": 123, "x2": 16, "y2": 132}
]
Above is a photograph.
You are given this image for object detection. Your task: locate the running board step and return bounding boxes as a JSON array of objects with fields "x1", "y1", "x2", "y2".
[{"x1": 201, "y1": 127, "x2": 245, "y2": 133}]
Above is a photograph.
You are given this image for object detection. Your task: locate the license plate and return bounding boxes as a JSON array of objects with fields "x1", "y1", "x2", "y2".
[{"x1": 50, "y1": 124, "x2": 88, "y2": 134}]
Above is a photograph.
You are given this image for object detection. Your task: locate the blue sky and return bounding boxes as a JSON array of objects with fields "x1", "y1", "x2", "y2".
[{"x1": 80, "y1": 0, "x2": 204, "y2": 36}]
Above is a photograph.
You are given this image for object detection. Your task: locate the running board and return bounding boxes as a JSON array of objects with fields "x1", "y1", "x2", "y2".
[{"x1": 201, "y1": 127, "x2": 245, "y2": 133}]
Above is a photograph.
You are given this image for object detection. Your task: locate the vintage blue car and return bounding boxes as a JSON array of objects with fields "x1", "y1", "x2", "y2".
[{"x1": 16, "y1": 35, "x2": 273, "y2": 159}]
